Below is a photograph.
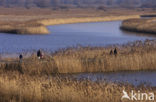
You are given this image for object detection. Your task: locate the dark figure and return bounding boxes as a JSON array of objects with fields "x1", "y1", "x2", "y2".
[
  {"x1": 110, "y1": 50, "x2": 113, "y2": 55},
  {"x1": 19, "y1": 54, "x2": 23, "y2": 63},
  {"x1": 114, "y1": 48, "x2": 117, "y2": 56},
  {"x1": 37, "y1": 50, "x2": 44, "y2": 59},
  {"x1": 37, "y1": 50, "x2": 41, "y2": 59},
  {"x1": 19, "y1": 54, "x2": 23, "y2": 60}
]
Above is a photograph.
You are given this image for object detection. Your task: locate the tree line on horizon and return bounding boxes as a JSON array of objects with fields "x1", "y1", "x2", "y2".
[{"x1": 0, "y1": 0, "x2": 155, "y2": 9}]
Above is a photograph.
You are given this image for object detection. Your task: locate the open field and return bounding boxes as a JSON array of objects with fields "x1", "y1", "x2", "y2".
[
  {"x1": 1, "y1": 39, "x2": 156, "y2": 74},
  {"x1": 121, "y1": 17, "x2": 156, "y2": 34},
  {"x1": 0, "y1": 8, "x2": 155, "y2": 34}
]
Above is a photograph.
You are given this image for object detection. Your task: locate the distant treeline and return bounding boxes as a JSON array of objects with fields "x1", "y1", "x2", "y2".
[{"x1": 0, "y1": 0, "x2": 155, "y2": 9}]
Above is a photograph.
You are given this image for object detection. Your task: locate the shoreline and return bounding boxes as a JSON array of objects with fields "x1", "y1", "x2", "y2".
[
  {"x1": 0, "y1": 15, "x2": 140, "y2": 34},
  {"x1": 0, "y1": 72, "x2": 155, "y2": 102},
  {"x1": 120, "y1": 17, "x2": 156, "y2": 34},
  {"x1": 37, "y1": 15, "x2": 140, "y2": 26},
  {"x1": 36, "y1": 15, "x2": 140, "y2": 34},
  {"x1": 1, "y1": 39, "x2": 156, "y2": 74},
  {"x1": 0, "y1": 39, "x2": 156, "y2": 102}
]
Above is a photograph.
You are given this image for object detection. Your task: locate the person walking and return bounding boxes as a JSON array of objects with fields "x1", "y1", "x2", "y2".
[
  {"x1": 37, "y1": 49, "x2": 44, "y2": 59},
  {"x1": 37, "y1": 50, "x2": 41, "y2": 59},
  {"x1": 114, "y1": 48, "x2": 117, "y2": 56},
  {"x1": 18, "y1": 54, "x2": 24, "y2": 74},
  {"x1": 19, "y1": 54, "x2": 23, "y2": 62}
]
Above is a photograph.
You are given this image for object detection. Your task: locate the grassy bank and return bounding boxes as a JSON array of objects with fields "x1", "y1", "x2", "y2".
[
  {"x1": 1, "y1": 39, "x2": 156, "y2": 74},
  {"x1": 37, "y1": 15, "x2": 140, "y2": 26},
  {"x1": 0, "y1": 15, "x2": 140, "y2": 34},
  {"x1": 0, "y1": 72, "x2": 154, "y2": 102},
  {"x1": 120, "y1": 18, "x2": 156, "y2": 34},
  {"x1": 0, "y1": 21, "x2": 49, "y2": 34},
  {"x1": 1, "y1": 8, "x2": 155, "y2": 34}
]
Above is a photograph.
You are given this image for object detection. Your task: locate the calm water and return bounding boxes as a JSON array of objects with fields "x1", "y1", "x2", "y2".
[
  {"x1": 68, "y1": 71, "x2": 156, "y2": 86},
  {"x1": 1, "y1": 21, "x2": 156, "y2": 86},
  {"x1": 0, "y1": 21, "x2": 155, "y2": 53}
]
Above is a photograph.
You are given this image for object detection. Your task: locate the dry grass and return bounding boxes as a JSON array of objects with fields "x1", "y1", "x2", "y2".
[
  {"x1": 121, "y1": 17, "x2": 156, "y2": 34},
  {"x1": 0, "y1": 40, "x2": 156, "y2": 102},
  {"x1": 0, "y1": 15, "x2": 140, "y2": 34},
  {"x1": 36, "y1": 15, "x2": 140, "y2": 26},
  {"x1": 0, "y1": 21, "x2": 49, "y2": 34},
  {"x1": 0, "y1": 8, "x2": 156, "y2": 102},
  {"x1": 1, "y1": 39, "x2": 156, "y2": 75},
  {"x1": 54, "y1": 40, "x2": 156, "y2": 73},
  {"x1": 0, "y1": 72, "x2": 154, "y2": 102},
  {"x1": 0, "y1": 8, "x2": 155, "y2": 34}
]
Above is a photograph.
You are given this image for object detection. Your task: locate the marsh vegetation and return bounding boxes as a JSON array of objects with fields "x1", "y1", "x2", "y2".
[
  {"x1": 121, "y1": 17, "x2": 156, "y2": 34},
  {"x1": 1, "y1": 40, "x2": 156, "y2": 102},
  {"x1": 0, "y1": 15, "x2": 140, "y2": 34},
  {"x1": 0, "y1": 8, "x2": 156, "y2": 102},
  {"x1": 1, "y1": 72, "x2": 155, "y2": 102},
  {"x1": 1, "y1": 39, "x2": 156, "y2": 74},
  {"x1": 0, "y1": 8, "x2": 155, "y2": 34}
]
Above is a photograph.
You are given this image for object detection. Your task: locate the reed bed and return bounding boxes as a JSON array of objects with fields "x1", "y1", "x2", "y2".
[
  {"x1": 0, "y1": 72, "x2": 154, "y2": 102},
  {"x1": 0, "y1": 8, "x2": 155, "y2": 34},
  {"x1": 0, "y1": 40, "x2": 156, "y2": 102},
  {"x1": 1, "y1": 39, "x2": 156, "y2": 75},
  {"x1": 0, "y1": 20, "x2": 49, "y2": 34},
  {"x1": 0, "y1": 15, "x2": 140, "y2": 34},
  {"x1": 121, "y1": 18, "x2": 156, "y2": 34},
  {"x1": 36, "y1": 15, "x2": 140, "y2": 26}
]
